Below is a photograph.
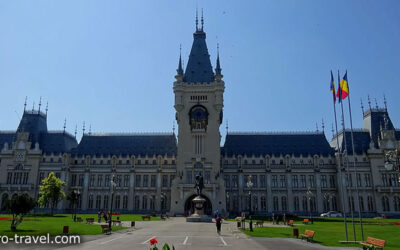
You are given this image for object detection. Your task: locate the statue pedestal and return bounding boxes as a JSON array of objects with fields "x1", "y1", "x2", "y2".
[{"x1": 186, "y1": 196, "x2": 212, "y2": 223}]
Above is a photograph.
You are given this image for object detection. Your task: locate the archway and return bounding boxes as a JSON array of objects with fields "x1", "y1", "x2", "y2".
[{"x1": 184, "y1": 194, "x2": 212, "y2": 216}]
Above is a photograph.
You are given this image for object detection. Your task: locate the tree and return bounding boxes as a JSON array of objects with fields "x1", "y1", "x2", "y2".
[
  {"x1": 38, "y1": 172, "x2": 66, "y2": 216},
  {"x1": 2, "y1": 193, "x2": 36, "y2": 231}
]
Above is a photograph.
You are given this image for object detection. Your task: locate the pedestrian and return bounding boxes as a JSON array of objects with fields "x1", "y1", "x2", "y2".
[{"x1": 216, "y1": 215, "x2": 222, "y2": 235}]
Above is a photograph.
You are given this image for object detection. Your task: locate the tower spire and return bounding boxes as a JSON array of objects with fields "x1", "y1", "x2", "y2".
[
  {"x1": 360, "y1": 98, "x2": 364, "y2": 115},
  {"x1": 367, "y1": 95, "x2": 371, "y2": 109},
  {"x1": 32, "y1": 102, "x2": 35, "y2": 112},
  {"x1": 383, "y1": 94, "x2": 387, "y2": 111},
  {"x1": 82, "y1": 121, "x2": 86, "y2": 135},
  {"x1": 177, "y1": 44, "x2": 183, "y2": 76},
  {"x1": 316, "y1": 122, "x2": 319, "y2": 132},
  {"x1": 74, "y1": 124, "x2": 77, "y2": 139},
  {"x1": 63, "y1": 118, "x2": 66, "y2": 134},
  {"x1": 215, "y1": 43, "x2": 222, "y2": 75},
  {"x1": 45, "y1": 102, "x2": 48, "y2": 116},
  {"x1": 201, "y1": 8, "x2": 204, "y2": 31},
  {"x1": 24, "y1": 96, "x2": 27, "y2": 112},
  {"x1": 195, "y1": 8, "x2": 198, "y2": 31},
  {"x1": 226, "y1": 120, "x2": 229, "y2": 135},
  {"x1": 89, "y1": 124, "x2": 92, "y2": 135},
  {"x1": 38, "y1": 97, "x2": 42, "y2": 113},
  {"x1": 321, "y1": 118, "x2": 325, "y2": 133},
  {"x1": 374, "y1": 98, "x2": 378, "y2": 109}
]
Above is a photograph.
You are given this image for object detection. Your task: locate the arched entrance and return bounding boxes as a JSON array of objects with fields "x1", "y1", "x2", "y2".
[{"x1": 184, "y1": 194, "x2": 212, "y2": 216}]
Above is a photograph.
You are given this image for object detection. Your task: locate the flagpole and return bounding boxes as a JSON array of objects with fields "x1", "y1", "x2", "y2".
[
  {"x1": 331, "y1": 70, "x2": 348, "y2": 241},
  {"x1": 345, "y1": 71, "x2": 365, "y2": 241},
  {"x1": 338, "y1": 70, "x2": 356, "y2": 242}
]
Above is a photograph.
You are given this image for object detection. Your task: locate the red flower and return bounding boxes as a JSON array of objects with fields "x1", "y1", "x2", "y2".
[{"x1": 149, "y1": 238, "x2": 158, "y2": 246}]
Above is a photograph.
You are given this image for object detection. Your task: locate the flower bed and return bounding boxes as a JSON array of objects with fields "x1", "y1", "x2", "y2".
[{"x1": 0, "y1": 217, "x2": 12, "y2": 220}]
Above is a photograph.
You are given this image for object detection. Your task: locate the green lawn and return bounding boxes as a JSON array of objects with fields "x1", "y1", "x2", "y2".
[
  {"x1": 0, "y1": 214, "x2": 160, "y2": 237},
  {"x1": 239, "y1": 217, "x2": 400, "y2": 250}
]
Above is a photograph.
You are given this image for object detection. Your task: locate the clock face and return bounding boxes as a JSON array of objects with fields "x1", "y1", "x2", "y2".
[
  {"x1": 189, "y1": 105, "x2": 208, "y2": 130},
  {"x1": 193, "y1": 109, "x2": 205, "y2": 120},
  {"x1": 15, "y1": 151, "x2": 25, "y2": 162}
]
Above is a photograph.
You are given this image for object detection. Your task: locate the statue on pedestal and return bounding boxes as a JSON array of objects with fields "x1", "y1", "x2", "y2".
[{"x1": 194, "y1": 174, "x2": 204, "y2": 196}]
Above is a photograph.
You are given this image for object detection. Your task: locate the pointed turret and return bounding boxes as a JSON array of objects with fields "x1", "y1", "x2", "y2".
[
  {"x1": 215, "y1": 44, "x2": 222, "y2": 76},
  {"x1": 176, "y1": 46, "x2": 183, "y2": 76},
  {"x1": 184, "y1": 12, "x2": 214, "y2": 83}
]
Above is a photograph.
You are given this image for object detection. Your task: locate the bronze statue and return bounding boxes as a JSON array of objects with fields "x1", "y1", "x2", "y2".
[{"x1": 194, "y1": 174, "x2": 204, "y2": 196}]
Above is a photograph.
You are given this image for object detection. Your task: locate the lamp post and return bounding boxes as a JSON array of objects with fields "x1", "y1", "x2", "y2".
[
  {"x1": 109, "y1": 174, "x2": 116, "y2": 231},
  {"x1": 73, "y1": 189, "x2": 80, "y2": 222},
  {"x1": 307, "y1": 186, "x2": 313, "y2": 224},
  {"x1": 247, "y1": 175, "x2": 254, "y2": 232}
]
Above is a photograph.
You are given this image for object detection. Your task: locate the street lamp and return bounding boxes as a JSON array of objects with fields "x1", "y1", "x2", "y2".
[
  {"x1": 307, "y1": 186, "x2": 313, "y2": 224},
  {"x1": 73, "y1": 189, "x2": 80, "y2": 222},
  {"x1": 109, "y1": 174, "x2": 116, "y2": 231},
  {"x1": 247, "y1": 175, "x2": 254, "y2": 232}
]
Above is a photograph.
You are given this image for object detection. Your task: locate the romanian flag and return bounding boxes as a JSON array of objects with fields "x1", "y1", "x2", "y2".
[
  {"x1": 330, "y1": 71, "x2": 336, "y2": 104},
  {"x1": 336, "y1": 71, "x2": 349, "y2": 101}
]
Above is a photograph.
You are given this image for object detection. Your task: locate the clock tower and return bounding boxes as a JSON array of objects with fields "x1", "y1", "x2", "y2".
[{"x1": 170, "y1": 16, "x2": 226, "y2": 215}]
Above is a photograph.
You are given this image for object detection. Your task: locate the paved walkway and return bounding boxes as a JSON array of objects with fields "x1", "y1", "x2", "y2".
[{"x1": 2, "y1": 218, "x2": 360, "y2": 250}]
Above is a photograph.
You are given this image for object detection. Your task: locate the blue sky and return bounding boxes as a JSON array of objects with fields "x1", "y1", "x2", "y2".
[{"x1": 0, "y1": 0, "x2": 399, "y2": 144}]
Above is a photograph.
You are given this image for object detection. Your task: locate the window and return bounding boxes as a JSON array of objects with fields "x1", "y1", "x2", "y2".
[
  {"x1": 97, "y1": 175, "x2": 103, "y2": 187},
  {"x1": 329, "y1": 175, "x2": 336, "y2": 188},
  {"x1": 55, "y1": 172, "x2": 61, "y2": 179},
  {"x1": 292, "y1": 175, "x2": 298, "y2": 188},
  {"x1": 382, "y1": 174, "x2": 388, "y2": 187},
  {"x1": 124, "y1": 175, "x2": 130, "y2": 187},
  {"x1": 136, "y1": 175, "x2": 141, "y2": 187},
  {"x1": 95, "y1": 195, "x2": 101, "y2": 209},
  {"x1": 186, "y1": 171, "x2": 192, "y2": 184},
  {"x1": 300, "y1": 175, "x2": 306, "y2": 188},
  {"x1": 232, "y1": 175, "x2": 238, "y2": 188},
  {"x1": 321, "y1": 175, "x2": 327, "y2": 188},
  {"x1": 224, "y1": 175, "x2": 230, "y2": 188},
  {"x1": 280, "y1": 175, "x2": 286, "y2": 188},
  {"x1": 302, "y1": 196, "x2": 308, "y2": 211},
  {"x1": 252, "y1": 175, "x2": 257, "y2": 188},
  {"x1": 253, "y1": 196, "x2": 258, "y2": 211},
  {"x1": 233, "y1": 196, "x2": 239, "y2": 211},
  {"x1": 260, "y1": 175, "x2": 266, "y2": 188},
  {"x1": 115, "y1": 195, "x2": 120, "y2": 209},
  {"x1": 272, "y1": 175, "x2": 278, "y2": 188},
  {"x1": 382, "y1": 196, "x2": 390, "y2": 211},
  {"x1": 151, "y1": 175, "x2": 156, "y2": 187},
  {"x1": 116, "y1": 175, "x2": 122, "y2": 187},
  {"x1": 359, "y1": 196, "x2": 364, "y2": 212},
  {"x1": 103, "y1": 195, "x2": 109, "y2": 209},
  {"x1": 152, "y1": 159, "x2": 156, "y2": 165},
  {"x1": 393, "y1": 196, "x2": 400, "y2": 212},
  {"x1": 273, "y1": 196, "x2": 279, "y2": 211},
  {"x1": 205, "y1": 171, "x2": 210, "y2": 184},
  {"x1": 105, "y1": 175, "x2": 110, "y2": 187},
  {"x1": 348, "y1": 196, "x2": 355, "y2": 212},
  {"x1": 142, "y1": 196, "x2": 147, "y2": 210},
  {"x1": 356, "y1": 173, "x2": 362, "y2": 187},
  {"x1": 78, "y1": 174, "x2": 84, "y2": 187},
  {"x1": 134, "y1": 195, "x2": 140, "y2": 210},
  {"x1": 310, "y1": 197, "x2": 316, "y2": 212},
  {"x1": 90, "y1": 175, "x2": 95, "y2": 187},
  {"x1": 162, "y1": 175, "x2": 168, "y2": 188},
  {"x1": 23, "y1": 172, "x2": 28, "y2": 184},
  {"x1": 71, "y1": 174, "x2": 77, "y2": 186},
  {"x1": 308, "y1": 175, "x2": 315, "y2": 188},
  {"x1": 123, "y1": 195, "x2": 128, "y2": 209},
  {"x1": 261, "y1": 196, "x2": 267, "y2": 210},
  {"x1": 88, "y1": 194, "x2": 93, "y2": 209},
  {"x1": 367, "y1": 196, "x2": 374, "y2": 211},
  {"x1": 346, "y1": 174, "x2": 353, "y2": 187},
  {"x1": 6, "y1": 173, "x2": 12, "y2": 184},
  {"x1": 150, "y1": 195, "x2": 155, "y2": 210},
  {"x1": 281, "y1": 197, "x2": 287, "y2": 211},
  {"x1": 294, "y1": 196, "x2": 300, "y2": 211}
]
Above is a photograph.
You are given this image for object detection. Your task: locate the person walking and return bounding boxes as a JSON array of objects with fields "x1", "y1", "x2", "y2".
[{"x1": 216, "y1": 215, "x2": 222, "y2": 235}]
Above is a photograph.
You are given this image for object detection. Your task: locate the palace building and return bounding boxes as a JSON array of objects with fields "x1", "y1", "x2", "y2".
[{"x1": 1, "y1": 19, "x2": 399, "y2": 217}]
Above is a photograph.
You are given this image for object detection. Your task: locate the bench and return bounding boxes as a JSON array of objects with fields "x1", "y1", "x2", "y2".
[
  {"x1": 287, "y1": 220, "x2": 294, "y2": 226},
  {"x1": 76, "y1": 217, "x2": 83, "y2": 222},
  {"x1": 255, "y1": 221, "x2": 264, "y2": 227},
  {"x1": 112, "y1": 220, "x2": 122, "y2": 226},
  {"x1": 142, "y1": 215, "x2": 151, "y2": 221},
  {"x1": 86, "y1": 218, "x2": 94, "y2": 224},
  {"x1": 300, "y1": 230, "x2": 315, "y2": 242},
  {"x1": 360, "y1": 237, "x2": 386, "y2": 250},
  {"x1": 303, "y1": 218, "x2": 309, "y2": 224},
  {"x1": 101, "y1": 224, "x2": 110, "y2": 234}
]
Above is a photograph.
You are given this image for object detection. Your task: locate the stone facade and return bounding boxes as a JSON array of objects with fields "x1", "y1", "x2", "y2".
[{"x1": 1, "y1": 22, "x2": 399, "y2": 217}]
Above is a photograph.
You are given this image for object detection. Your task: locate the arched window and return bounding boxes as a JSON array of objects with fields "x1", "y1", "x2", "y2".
[
  {"x1": 103, "y1": 195, "x2": 109, "y2": 210},
  {"x1": 253, "y1": 196, "x2": 258, "y2": 211},
  {"x1": 281, "y1": 196, "x2": 287, "y2": 211},
  {"x1": 88, "y1": 194, "x2": 94, "y2": 209},
  {"x1": 123, "y1": 195, "x2": 128, "y2": 209},
  {"x1": 134, "y1": 195, "x2": 140, "y2": 210},
  {"x1": 394, "y1": 196, "x2": 400, "y2": 212},
  {"x1": 142, "y1": 195, "x2": 147, "y2": 210},
  {"x1": 273, "y1": 196, "x2": 279, "y2": 211},
  {"x1": 382, "y1": 196, "x2": 390, "y2": 211},
  {"x1": 294, "y1": 196, "x2": 299, "y2": 211},
  {"x1": 367, "y1": 196, "x2": 374, "y2": 212},
  {"x1": 115, "y1": 195, "x2": 120, "y2": 209},
  {"x1": 95, "y1": 195, "x2": 101, "y2": 209},
  {"x1": 302, "y1": 196, "x2": 308, "y2": 212},
  {"x1": 261, "y1": 196, "x2": 267, "y2": 211},
  {"x1": 359, "y1": 196, "x2": 364, "y2": 212}
]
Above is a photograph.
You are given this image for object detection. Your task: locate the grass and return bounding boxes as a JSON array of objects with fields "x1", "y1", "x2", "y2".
[
  {"x1": 0, "y1": 213, "x2": 160, "y2": 237},
  {"x1": 239, "y1": 217, "x2": 400, "y2": 250}
]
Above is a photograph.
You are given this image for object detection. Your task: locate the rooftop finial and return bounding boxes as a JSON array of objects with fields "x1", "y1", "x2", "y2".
[
  {"x1": 45, "y1": 102, "x2": 48, "y2": 116},
  {"x1": 195, "y1": 7, "x2": 198, "y2": 31},
  {"x1": 201, "y1": 8, "x2": 204, "y2": 31},
  {"x1": 63, "y1": 118, "x2": 66, "y2": 134},
  {"x1": 215, "y1": 43, "x2": 222, "y2": 75},
  {"x1": 383, "y1": 94, "x2": 387, "y2": 111},
  {"x1": 226, "y1": 120, "x2": 229, "y2": 135},
  {"x1": 24, "y1": 96, "x2": 27, "y2": 112},
  {"x1": 374, "y1": 98, "x2": 378, "y2": 109},
  {"x1": 367, "y1": 95, "x2": 371, "y2": 109},
  {"x1": 172, "y1": 121, "x2": 175, "y2": 134},
  {"x1": 331, "y1": 123, "x2": 334, "y2": 138},
  {"x1": 360, "y1": 98, "x2": 364, "y2": 115},
  {"x1": 82, "y1": 121, "x2": 86, "y2": 135},
  {"x1": 89, "y1": 124, "x2": 92, "y2": 135},
  {"x1": 38, "y1": 97, "x2": 42, "y2": 113},
  {"x1": 74, "y1": 124, "x2": 77, "y2": 139},
  {"x1": 177, "y1": 44, "x2": 183, "y2": 76},
  {"x1": 32, "y1": 102, "x2": 35, "y2": 112},
  {"x1": 316, "y1": 122, "x2": 319, "y2": 132},
  {"x1": 321, "y1": 118, "x2": 325, "y2": 133}
]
